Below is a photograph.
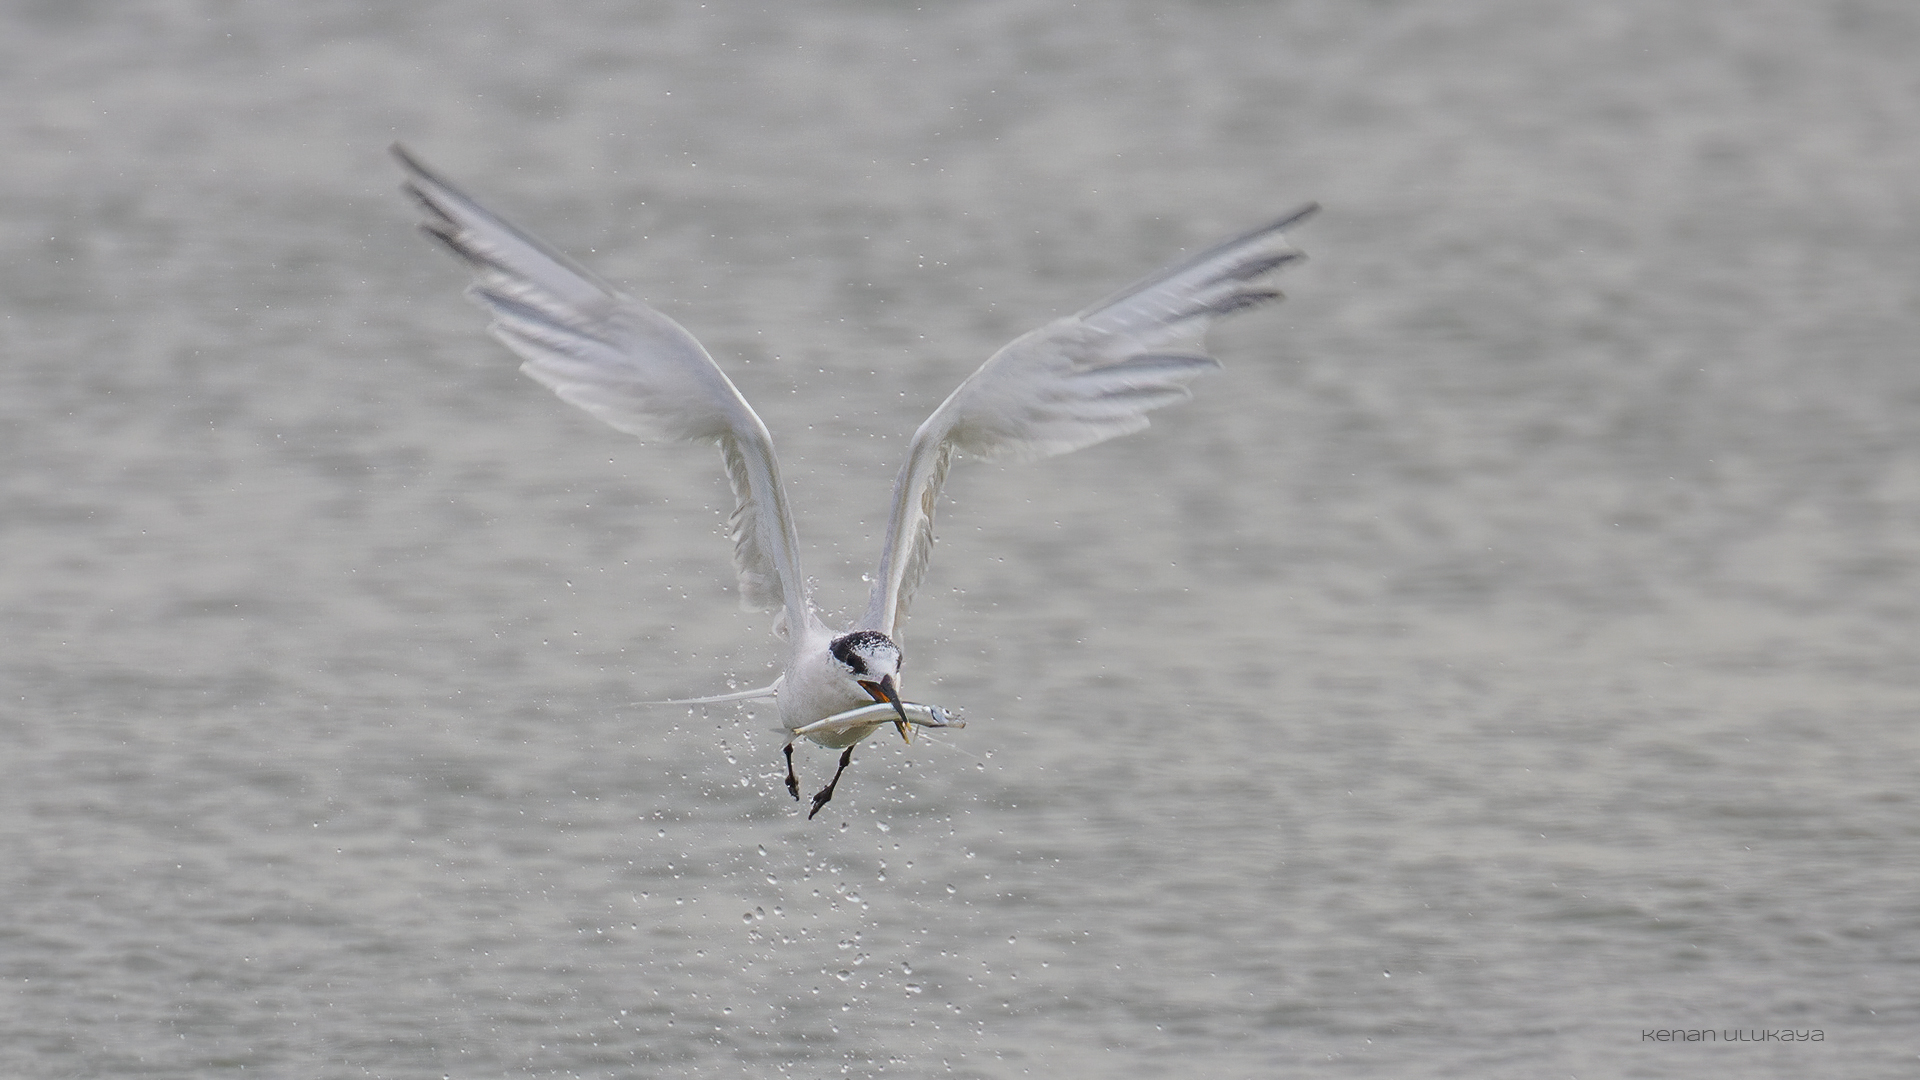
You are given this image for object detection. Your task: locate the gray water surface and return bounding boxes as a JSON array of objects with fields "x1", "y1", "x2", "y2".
[{"x1": 4, "y1": 2, "x2": 1918, "y2": 1077}]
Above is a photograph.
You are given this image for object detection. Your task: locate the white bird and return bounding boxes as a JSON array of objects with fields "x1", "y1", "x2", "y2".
[{"x1": 393, "y1": 145, "x2": 1314, "y2": 817}]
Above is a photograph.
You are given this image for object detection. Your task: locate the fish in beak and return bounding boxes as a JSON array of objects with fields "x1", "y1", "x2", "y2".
[{"x1": 861, "y1": 673, "x2": 912, "y2": 742}]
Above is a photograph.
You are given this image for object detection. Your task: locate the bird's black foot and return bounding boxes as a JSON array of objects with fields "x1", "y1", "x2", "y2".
[
  {"x1": 807, "y1": 746, "x2": 856, "y2": 820},
  {"x1": 783, "y1": 744, "x2": 801, "y2": 801}
]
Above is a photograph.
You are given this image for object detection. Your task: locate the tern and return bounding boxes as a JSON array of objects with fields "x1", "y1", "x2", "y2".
[{"x1": 394, "y1": 145, "x2": 1313, "y2": 817}]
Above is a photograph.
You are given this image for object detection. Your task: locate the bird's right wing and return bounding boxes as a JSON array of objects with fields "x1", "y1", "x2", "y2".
[
  {"x1": 394, "y1": 146, "x2": 812, "y2": 633},
  {"x1": 860, "y1": 205, "x2": 1317, "y2": 639}
]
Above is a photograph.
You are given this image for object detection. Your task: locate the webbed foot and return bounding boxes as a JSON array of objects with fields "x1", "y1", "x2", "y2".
[{"x1": 807, "y1": 746, "x2": 856, "y2": 819}]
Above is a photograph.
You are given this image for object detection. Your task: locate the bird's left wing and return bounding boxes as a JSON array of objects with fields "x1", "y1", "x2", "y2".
[
  {"x1": 860, "y1": 205, "x2": 1317, "y2": 639},
  {"x1": 394, "y1": 146, "x2": 811, "y2": 631}
]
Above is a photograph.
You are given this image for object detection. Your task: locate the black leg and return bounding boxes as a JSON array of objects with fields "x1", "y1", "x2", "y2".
[
  {"x1": 783, "y1": 743, "x2": 800, "y2": 801},
  {"x1": 807, "y1": 746, "x2": 856, "y2": 820}
]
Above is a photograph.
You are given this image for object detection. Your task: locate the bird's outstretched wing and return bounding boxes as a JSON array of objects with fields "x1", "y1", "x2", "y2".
[
  {"x1": 394, "y1": 146, "x2": 811, "y2": 633},
  {"x1": 860, "y1": 204, "x2": 1317, "y2": 639},
  {"x1": 631, "y1": 682, "x2": 782, "y2": 706}
]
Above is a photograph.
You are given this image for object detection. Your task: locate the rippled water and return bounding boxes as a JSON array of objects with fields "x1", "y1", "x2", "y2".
[{"x1": 5, "y1": 2, "x2": 1919, "y2": 1077}]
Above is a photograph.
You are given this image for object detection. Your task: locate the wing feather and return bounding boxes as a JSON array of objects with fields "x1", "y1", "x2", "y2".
[
  {"x1": 394, "y1": 145, "x2": 811, "y2": 629},
  {"x1": 861, "y1": 205, "x2": 1317, "y2": 638}
]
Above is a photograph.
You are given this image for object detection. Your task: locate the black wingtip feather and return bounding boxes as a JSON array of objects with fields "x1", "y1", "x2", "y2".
[
  {"x1": 1230, "y1": 250, "x2": 1306, "y2": 281},
  {"x1": 1076, "y1": 202, "x2": 1317, "y2": 323},
  {"x1": 416, "y1": 220, "x2": 479, "y2": 264},
  {"x1": 390, "y1": 143, "x2": 443, "y2": 188},
  {"x1": 1212, "y1": 287, "x2": 1286, "y2": 315}
]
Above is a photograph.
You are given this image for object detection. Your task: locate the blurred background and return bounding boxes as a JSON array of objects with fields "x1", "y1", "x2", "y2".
[{"x1": 3, "y1": 1, "x2": 1917, "y2": 1077}]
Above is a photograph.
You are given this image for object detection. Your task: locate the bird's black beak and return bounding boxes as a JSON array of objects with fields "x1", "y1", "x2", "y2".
[{"x1": 864, "y1": 674, "x2": 911, "y2": 743}]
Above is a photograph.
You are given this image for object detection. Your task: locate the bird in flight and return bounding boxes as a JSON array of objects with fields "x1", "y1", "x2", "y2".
[{"x1": 393, "y1": 145, "x2": 1313, "y2": 818}]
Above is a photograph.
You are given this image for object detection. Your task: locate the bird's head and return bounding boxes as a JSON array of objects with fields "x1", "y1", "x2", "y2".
[{"x1": 828, "y1": 630, "x2": 911, "y2": 741}]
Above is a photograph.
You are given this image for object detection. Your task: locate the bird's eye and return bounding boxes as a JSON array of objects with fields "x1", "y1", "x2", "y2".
[
  {"x1": 829, "y1": 629, "x2": 895, "y2": 675},
  {"x1": 828, "y1": 636, "x2": 867, "y2": 675}
]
